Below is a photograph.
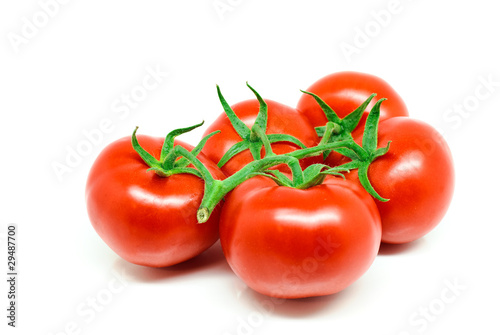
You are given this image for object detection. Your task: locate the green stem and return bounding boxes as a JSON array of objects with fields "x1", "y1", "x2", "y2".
[
  {"x1": 173, "y1": 146, "x2": 216, "y2": 186},
  {"x1": 319, "y1": 121, "x2": 341, "y2": 160},
  {"x1": 161, "y1": 151, "x2": 178, "y2": 171},
  {"x1": 196, "y1": 154, "x2": 307, "y2": 223},
  {"x1": 193, "y1": 139, "x2": 360, "y2": 223},
  {"x1": 216, "y1": 85, "x2": 250, "y2": 139},
  {"x1": 250, "y1": 124, "x2": 275, "y2": 158},
  {"x1": 319, "y1": 122, "x2": 339, "y2": 146},
  {"x1": 152, "y1": 94, "x2": 392, "y2": 224}
]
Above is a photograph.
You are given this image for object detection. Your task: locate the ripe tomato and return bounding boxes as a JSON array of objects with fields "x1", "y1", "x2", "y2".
[
  {"x1": 219, "y1": 175, "x2": 381, "y2": 299},
  {"x1": 85, "y1": 135, "x2": 226, "y2": 267},
  {"x1": 345, "y1": 117, "x2": 454, "y2": 244},
  {"x1": 297, "y1": 71, "x2": 409, "y2": 129},
  {"x1": 202, "y1": 99, "x2": 321, "y2": 176}
]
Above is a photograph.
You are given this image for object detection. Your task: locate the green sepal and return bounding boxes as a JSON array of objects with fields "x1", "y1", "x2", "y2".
[
  {"x1": 319, "y1": 121, "x2": 346, "y2": 160},
  {"x1": 315, "y1": 126, "x2": 326, "y2": 137},
  {"x1": 216, "y1": 84, "x2": 312, "y2": 168},
  {"x1": 321, "y1": 170, "x2": 345, "y2": 179},
  {"x1": 337, "y1": 98, "x2": 390, "y2": 201},
  {"x1": 303, "y1": 163, "x2": 328, "y2": 178},
  {"x1": 323, "y1": 160, "x2": 360, "y2": 174},
  {"x1": 254, "y1": 170, "x2": 293, "y2": 187},
  {"x1": 216, "y1": 85, "x2": 251, "y2": 139},
  {"x1": 217, "y1": 141, "x2": 250, "y2": 168},
  {"x1": 265, "y1": 163, "x2": 332, "y2": 189},
  {"x1": 132, "y1": 123, "x2": 212, "y2": 179},
  {"x1": 173, "y1": 145, "x2": 218, "y2": 186},
  {"x1": 147, "y1": 167, "x2": 203, "y2": 179},
  {"x1": 374, "y1": 142, "x2": 391, "y2": 159},
  {"x1": 254, "y1": 163, "x2": 331, "y2": 189},
  {"x1": 189, "y1": 130, "x2": 220, "y2": 158},
  {"x1": 248, "y1": 141, "x2": 263, "y2": 161},
  {"x1": 310, "y1": 96, "x2": 391, "y2": 201},
  {"x1": 332, "y1": 147, "x2": 360, "y2": 161},
  {"x1": 302, "y1": 91, "x2": 375, "y2": 144},
  {"x1": 247, "y1": 82, "x2": 268, "y2": 135},
  {"x1": 284, "y1": 140, "x2": 354, "y2": 160},
  {"x1": 131, "y1": 127, "x2": 162, "y2": 168},
  {"x1": 175, "y1": 130, "x2": 220, "y2": 168},
  {"x1": 357, "y1": 162, "x2": 388, "y2": 202},
  {"x1": 161, "y1": 121, "x2": 205, "y2": 163},
  {"x1": 300, "y1": 90, "x2": 342, "y2": 124},
  {"x1": 294, "y1": 164, "x2": 328, "y2": 189},
  {"x1": 250, "y1": 124, "x2": 274, "y2": 158},
  {"x1": 362, "y1": 98, "x2": 386, "y2": 152},
  {"x1": 308, "y1": 93, "x2": 376, "y2": 140},
  {"x1": 267, "y1": 134, "x2": 307, "y2": 149},
  {"x1": 302, "y1": 93, "x2": 378, "y2": 164},
  {"x1": 342, "y1": 93, "x2": 376, "y2": 134},
  {"x1": 286, "y1": 157, "x2": 305, "y2": 186}
]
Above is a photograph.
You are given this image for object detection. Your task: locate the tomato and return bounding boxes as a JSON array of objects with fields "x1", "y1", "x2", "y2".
[
  {"x1": 85, "y1": 135, "x2": 226, "y2": 267},
  {"x1": 297, "y1": 71, "x2": 409, "y2": 129},
  {"x1": 345, "y1": 117, "x2": 454, "y2": 244},
  {"x1": 202, "y1": 99, "x2": 321, "y2": 176},
  {"x1": 219, "y1": 175, "x2": 381, "y2": 299}
]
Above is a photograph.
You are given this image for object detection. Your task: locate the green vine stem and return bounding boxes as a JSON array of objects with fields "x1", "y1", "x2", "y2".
[
  {"x1": 194, "y1": 94, "x2": 389, "y2": 222},
  {"x1": 175, "y1": 139, "x2": 361, "y2": 223},
  {"x1": 130, "y1": 87, "x2": 391, "y2": 224}
]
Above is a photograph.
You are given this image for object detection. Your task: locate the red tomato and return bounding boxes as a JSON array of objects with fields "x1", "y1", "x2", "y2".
[
  {"x1": 345, "y1": 117, "x2": 454, "y2": 244},
  {"x1": 202, "y1": 99, "x2": 321, "y2": 176},
  {"x1": 85, "y1": 135, "x2": 225, "y2": 267},
  {"x1": 219, "y1": 175, "x2": 381, "y2": 299},
  {"x1": 297, "y1": 71, "x2": 409, "y2": 129}
]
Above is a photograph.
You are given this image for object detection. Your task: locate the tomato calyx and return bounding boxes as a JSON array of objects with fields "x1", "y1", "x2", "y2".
[
  {"x1": 300, "y1": 91, "x2": 391, "y2": 202},
  {"x1": 308, "y1": 91, "x2": 376, "y2": 159},
  {"x1": 257, "y1": 164, "x2": 332, "y2": 189},
  {"x1": 131, "y1": 121, "x2": 219, "y2": 178},
  {"x1": 215, "y1": 82, "x2": 309, "y2": 167}
]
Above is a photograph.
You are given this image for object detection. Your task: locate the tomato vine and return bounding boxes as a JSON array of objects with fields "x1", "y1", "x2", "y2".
[{"x1": 131, "y1": 83, "x2": 392, "y2": 223}]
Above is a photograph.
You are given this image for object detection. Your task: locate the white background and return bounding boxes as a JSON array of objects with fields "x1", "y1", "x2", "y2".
[{"x1": 1, "y1": 0, "x2": 499, "y2": 334}]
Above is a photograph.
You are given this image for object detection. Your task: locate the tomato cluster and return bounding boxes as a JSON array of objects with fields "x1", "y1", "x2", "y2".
[{"x1": 86, "y1": 72, "x2": 454, "y2": 299}]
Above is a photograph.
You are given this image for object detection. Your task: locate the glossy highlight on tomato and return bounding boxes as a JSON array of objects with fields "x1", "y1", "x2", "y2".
[{"x1": 219, "y1": 175, "x2": 382, "y2": 299}]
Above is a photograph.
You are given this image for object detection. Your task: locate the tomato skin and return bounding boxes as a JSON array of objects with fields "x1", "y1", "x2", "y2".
[
  {"x1": 85, "y1": 135, "x2": 225, "y2": 267},
  {"x1": 346, "y1": 117, "x2": 454, "y2": 244},
  {"x1": 202, "y1": 99, "x2": 321, "y2": 176},
  {"x1": 297, "y1": 71, "x2": 409, "y2": 129},
  {"x1": 219, "y1": 175, "x2": 381, "y2": 299}
]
